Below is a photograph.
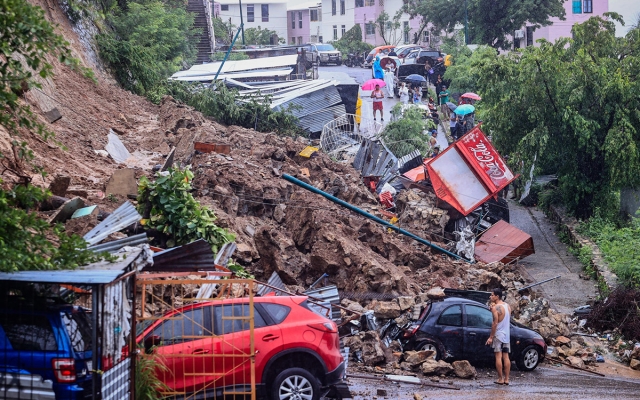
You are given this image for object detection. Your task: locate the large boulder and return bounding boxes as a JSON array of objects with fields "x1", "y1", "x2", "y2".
[
  {"x1": 630, "y1": 358, "x2": 640, "y2": 370},
  {"x1": 420, "y1": 359, "x2": 453, "y2": 376},
  {"x1": 566, "y1": 356, "x2": 585, "y2": 369},
  {"x1": 404, "y1": 350, "x2": 435, "y2": 367},
  {"x1": 398, "y1": 296, "x2": 416, "y2": 311},
  {"x1": 452, "y1": 360, "x2": 477, "y2": 379},
  {"x1": 361, "y1": 331, "x2": 386, "y2": 366},
  {"x1": 374, "y1": 301, "x2": 402, "y2": 319}
]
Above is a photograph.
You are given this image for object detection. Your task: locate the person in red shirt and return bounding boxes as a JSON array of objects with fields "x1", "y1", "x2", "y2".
[{"x1": 371, "y1": 84, "x2": 385, "y2": 122}]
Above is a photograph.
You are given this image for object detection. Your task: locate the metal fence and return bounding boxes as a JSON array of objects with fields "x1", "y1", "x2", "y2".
[{"x1": 135, "y1": 275, "x2": 256, "y2": 400}]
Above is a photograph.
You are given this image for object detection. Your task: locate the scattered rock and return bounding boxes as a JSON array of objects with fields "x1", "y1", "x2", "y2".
[
  {"x1": 376, "y1": 389, "x2": 387, "y2": 396},
  {"x1": 404, "y1": 350, "x2": 435, "y2": 366},
  {"x1": 566, "y1": 356, "x2": 585, "y2": 369},
  {"x1": 420, "y1": 359, "x2": 453, "y2": 376},
  {"x1": 361, "y1": 331, "x2": 386, "y2": 366},
  {"x1": 48, "y1": 175, "x2": 71, "y2": 197},
  {"x1": 426, "y1": 287, "x2": 446, "y2": 300},
  {"x1": 630, "y1": 359, "x2": 640, "y2": 370},
  {"x1": 555, "y1": 336, "x2": 571, "y2": 346},
  {"x1": 374, "y1": 301, "x2": 401, "y2": 319},
  {"x1": 413, "y1": 394, "x2": 423, "y2": 400},
  {"x1": 452, "y1": 360, "x2": 477, "y2": 379},
  {"x1": 397, "y1": 296, "x2": 415, "y2": 311}
]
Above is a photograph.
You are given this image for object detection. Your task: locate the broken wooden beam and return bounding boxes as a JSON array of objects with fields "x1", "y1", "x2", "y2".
[{"x1": 194, "y1": 142, "x2": 231, "y2": 154}]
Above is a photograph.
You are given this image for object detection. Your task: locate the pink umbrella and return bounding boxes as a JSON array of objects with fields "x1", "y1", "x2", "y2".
[
  {"x1": 362, "y1": 78, "x2": 386, "y2": 90},
  {"x1": 461, "y1": 92, "x2": 482, "y2": 101}
]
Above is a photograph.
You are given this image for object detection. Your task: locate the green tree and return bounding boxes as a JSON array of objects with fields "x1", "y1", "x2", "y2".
[
  {"x1": 381, "y1": 106, "x2": 431, "y2": 158},
  {"x1": 96, "y1": 1, "x2": 200, "y2": 99},
  {"x1": 332, "y1": 24, "x2": 373, "y2": 56},
  {"x1": 212, "y1": 16, "x2": 236, "y2": 45},
  {"x1": 471, "y1": 15, "x2": 640, "y2": 218},
  {"x1": 375, "y1": 10, "x2": 403, "y2": 46},
  {"x1": 0, "y1": 0, "x2": 106, "y2": 272},
  {"x1": 404, "y1": 0, "x2": 565, "y2": 49},
  {"x1": 244, "y1": 26, "x2": 278, "y2": 46}
]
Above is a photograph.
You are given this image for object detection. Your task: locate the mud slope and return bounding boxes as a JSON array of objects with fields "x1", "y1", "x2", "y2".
[{"x1": 5, "y1": 1, "x2": 517, "y2": 295}]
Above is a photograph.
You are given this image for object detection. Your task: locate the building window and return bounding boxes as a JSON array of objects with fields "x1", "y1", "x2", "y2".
[
  {"x1": 299, "y1": 12, "x2": 302, "y2": 28},
  {"x1": 385, "y1": 21, "x2": 391, "y2": 30},
  {"x1": 572, "y1": 0, "x2": 582, "y2": 13},
  {"x1": 310, "y1": 9, "x2": 318, "y2": 21},
  {"x1": 365, "y1": 22, "x2": 375, "y2": 35},
  {"x1": 332, "y1": 0, "x2": 336, "y2": 16},
  {"x1": 355, "y1": 0, "x2": 363, "y2": 7},
  {"x1": 319, "y1": 35, "x2": 323, "y2": 43},
  {"x1": 298, "y1": 36, "x2": 303, "y2": 44},
  {"x1": 291, "y1": 12, "x2": 295, "y2": 29},
  {"x1": 333, "y1": 25, "x2": 338, "y2": 40},
  {"x1": 291, "y1": 37, "x2": 296, "y2": 44},
  {"x1": 526, "y1": 26, "x2": 534, "y2": 46},
  {"x1": 261, "y1": 4, "x2": 269, "y2": 22},
  {"x1": 340, "y1": 0, "x2": 345, "y2": 15},
  {"x1": 341, "y1": 25, "x2": 346, "y2": 36},
  {"x1": 221, "y1": 4, "x2": 229, "y2": 11},
  {"x1": 423, "y1": 30, "x2": 429, "y2": 43},
  {"x1": 583, "y1": 0, "x2": 593, "y2": 13},
  {"x1": 247, "y1": 4, "x2": 254, "y2": 22},
  {"x1": 403, "y1": 21, "x2": 409, "y2": 43},
  {"x1": 365, "y1": 0, "x2": 375, "y2": 6}
]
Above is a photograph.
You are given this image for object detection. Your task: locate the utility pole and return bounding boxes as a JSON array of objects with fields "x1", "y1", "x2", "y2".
[
  {"x1": 238, "y1": 0, "x2": 246, "y2": 45},
  {"x1": 464, "y1": 0, "x2": 469, "y2": 45}
]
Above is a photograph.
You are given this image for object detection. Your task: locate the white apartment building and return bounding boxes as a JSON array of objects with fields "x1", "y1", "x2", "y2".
[
  {"x1": 320, "y1": 0, "x2": 356, "y2": 42},
  {"x1": 216, "y1": 0, "x2": 289, "y2": 43}
]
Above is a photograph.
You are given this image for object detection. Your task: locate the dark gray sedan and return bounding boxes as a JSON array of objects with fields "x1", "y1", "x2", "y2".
[{"x1": 403, "y1": 297, "x2": 547, "y2": 371}]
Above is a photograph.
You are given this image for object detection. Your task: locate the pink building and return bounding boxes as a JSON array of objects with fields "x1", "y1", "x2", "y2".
[
  {"x1": 516, "y1": 0, "x2": 609, "y2": 48},
  {"x1": 288, "y1": 2, "x2": 323, "y2": 44}
]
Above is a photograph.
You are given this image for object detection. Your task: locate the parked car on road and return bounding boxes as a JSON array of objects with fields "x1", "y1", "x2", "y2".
[
  {"x1": 394, "y1": 44, "x2": 425, "y2": 60},
  {"x1": 0, "y1": 302, "x2": 94, "y2": 400},
  {"x1": 403, "y1": 49, "x2": 443, "y2": 65},
  {"x1": 363, "y1": 45, "x2": 396, "y2": 68},
  {"x1": 137, "y1": 295, "x2": 346, "y2": 400},
  {"x1": 303, "y1": 43, "x2": 342, "y2": 66},
  {"x1": 403, "y1": 297, "x2": 547, "y2": 371}
]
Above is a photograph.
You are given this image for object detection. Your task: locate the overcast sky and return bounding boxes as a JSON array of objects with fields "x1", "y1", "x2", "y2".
[{"x1": 609, "y1": 0, "x2": 640, "y2": 36}]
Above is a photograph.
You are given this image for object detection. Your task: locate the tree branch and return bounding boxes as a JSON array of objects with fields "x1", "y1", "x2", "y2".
[{"x1": 535, "y1": 59, "x2": 559, "y2": 115}]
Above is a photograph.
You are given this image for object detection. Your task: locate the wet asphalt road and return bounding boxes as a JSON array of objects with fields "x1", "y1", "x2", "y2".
[
  {"x1": 508, "y1": 201, "x2": 598, "y2": 314},
  {"x1": 345, "y1": 365, "x2": 640, "y2": 399}
]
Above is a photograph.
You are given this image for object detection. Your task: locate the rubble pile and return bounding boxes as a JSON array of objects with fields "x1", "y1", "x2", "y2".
[
  {"x1": 515, "y1": 298, "x2": 572, "y2": 340},
  {"x1": 395, "y1": 189, "x2": 450, "y2": 237}
]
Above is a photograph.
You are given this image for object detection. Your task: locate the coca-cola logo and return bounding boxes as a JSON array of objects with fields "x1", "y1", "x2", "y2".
[{"x1": 468, "y1": 142, "x2": 507, "y2": 180}]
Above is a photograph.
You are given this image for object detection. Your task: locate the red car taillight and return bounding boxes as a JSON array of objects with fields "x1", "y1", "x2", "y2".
[
  {"x1": 52, "y1": 358, "x2": 76, "y2": 383},
  {"x1": 308, "y1": 322, "x2": 337, "y2": 333},
  {"x1": 402, "y1": 324, "x2": 420, "y2": 339}
]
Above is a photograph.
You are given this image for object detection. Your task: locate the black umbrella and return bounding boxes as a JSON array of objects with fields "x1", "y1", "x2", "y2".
[
  {"x1": 405, "y1": 74, "x2": 426, "y2": 84},
  {"x1": 446, "y1": 102, "x2": 457, "y2": 111}
]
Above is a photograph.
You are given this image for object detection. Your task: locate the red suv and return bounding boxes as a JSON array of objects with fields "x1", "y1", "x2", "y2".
[{"x1": 136, "y1": 295, "x2": 346, "y2": 399}]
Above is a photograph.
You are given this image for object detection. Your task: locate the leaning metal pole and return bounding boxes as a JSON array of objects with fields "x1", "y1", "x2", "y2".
[{"x1": 282, "y1": 174, "x2": 470, "y2": 262}]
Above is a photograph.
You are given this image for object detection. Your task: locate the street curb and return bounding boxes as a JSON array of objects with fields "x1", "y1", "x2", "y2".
[{"x1": 544, "y1": 205, "x2": 618, "y2": 294}]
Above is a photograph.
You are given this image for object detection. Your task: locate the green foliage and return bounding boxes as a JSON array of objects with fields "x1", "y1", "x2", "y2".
[
  {"x1": 211, "y1": 52, "x2": 249, "y2": 61},
  {"x1": 375, "y1": 10, "x2": 403, "y2": 46},
  {"x1": 212, "y1": 17, "x2": 236, "y2": 44},
  {"x1": 96, "y1": 1, "x2": 200, "y2": 98},
  {"x1": 381, "y1": 106, "x2": 429, "y2": 158},
  {"x1": 441, "y1": 45, "x2": 492, "y2": 97},
  {"x1": 404, "y1": 0, "x2": 565, "y2": 49},
  {"x1": 244, "y1": 26, "x2": 278, "y2": 46},
  {"x1": 135, "y1": 350, "x2": 170, "y2": 400},
  {"x1": 332, "y1": 24, "x2": 373, "y2": 56},
  {"x1": 0, "y1": 182, "x2": 106, "y2": 272},
  {"x1": 469, "y1": 16, "x2": 640, "y2": 219},
  {"x1": 577, "y1": 214, "x2": 640, "y2": 288},
  {"x1": 137, "y1": 167, "x2": 235, "y2": 253},
  {"x1": 164, "y1": 81, "x2": 305, "y2": 136}
]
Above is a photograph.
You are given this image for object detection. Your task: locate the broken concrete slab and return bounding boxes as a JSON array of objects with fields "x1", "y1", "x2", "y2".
[
  {"x1": 48, "y1": 197, "x2": 85, "y2": 224},
  {"x1": 48, "y1": 175, "x2": 71, "y2": 197},
  {"x1": 105, "y1": 130, "x2": 132, "y2": 163},
  {"x1": 44, "y1": 107, "x2": 62, "y2": 123},
  {"x1": 105, "y1": 169, "x2": 138, "y2": 197}
]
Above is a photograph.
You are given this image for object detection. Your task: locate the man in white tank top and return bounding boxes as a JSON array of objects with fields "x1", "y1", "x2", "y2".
[{"x1": 486, "y1": 288, "x2": 512, "y2": 385}]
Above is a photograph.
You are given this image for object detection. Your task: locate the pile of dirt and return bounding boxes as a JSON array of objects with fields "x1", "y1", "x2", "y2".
[{"x1": 7, "y1": 1, "x2": 526, "y2": 296}]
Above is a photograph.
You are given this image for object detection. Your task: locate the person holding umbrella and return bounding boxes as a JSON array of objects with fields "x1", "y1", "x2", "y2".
[{"x1": 371, "y1": 84, "x2": 385, "y2": 122}]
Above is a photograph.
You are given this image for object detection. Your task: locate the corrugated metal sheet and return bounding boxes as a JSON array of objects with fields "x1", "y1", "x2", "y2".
[
  {"x1": 171, "y1": 55, "x2": 298, "y2": 78},
  {"x1": 474, "y1": 220, "x2": 535, "y2": 264},
  {"x1": 353, "y1": 139, "x2": 399, "y2": 185},
  {"x1": 173, "y1": 68, "x2": 293, "y2": 82},
  {"x1": 148, "y1": 239, "x2": 218, "y2": 271},
  {"x1": 83, "y1": 202, "x2": 141, "y2": 246},
  {"x1": 256, "y1": 271, "x2": 287, "y2": 297},
  {"x1": 88, "y1": 233, "x2": 148, "y2": 253},
  {"x1": 304, "y1": 285, "x2": 341, "y2": 321},
  {"x1": 0, "y1": 248, "x2": 143, "y2": 284},
  {"x1": 298, "y1": 104, "x2": 346, "y2": 133}
]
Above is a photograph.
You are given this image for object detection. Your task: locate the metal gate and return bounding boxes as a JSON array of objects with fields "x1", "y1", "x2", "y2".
[{"x1": 135, "y1": 274, "x2": 256, "y2": 400}]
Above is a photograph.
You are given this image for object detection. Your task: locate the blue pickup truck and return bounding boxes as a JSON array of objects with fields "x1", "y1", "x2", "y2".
[{"x1": 0, "y1": 301, "x2": 95, "y2": 399}]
